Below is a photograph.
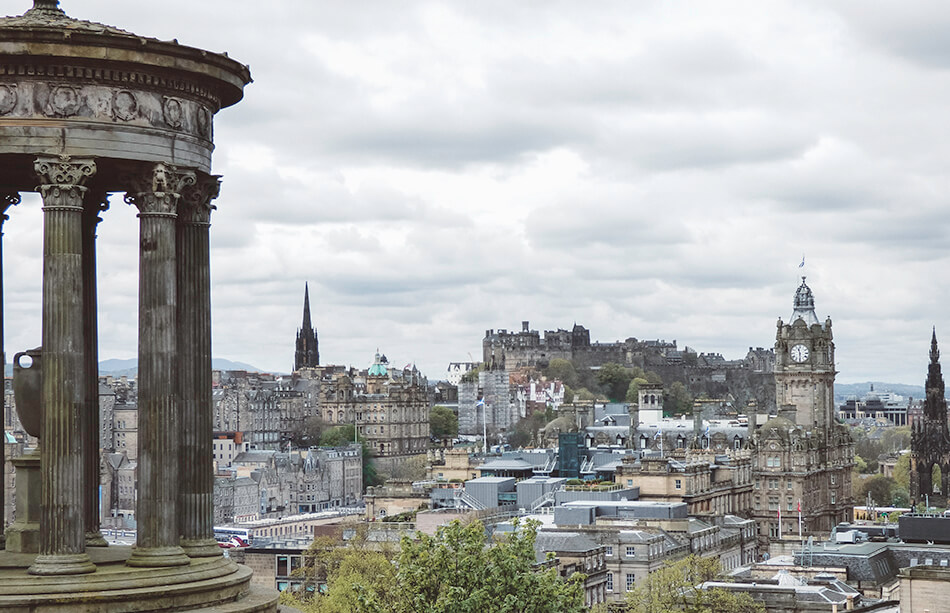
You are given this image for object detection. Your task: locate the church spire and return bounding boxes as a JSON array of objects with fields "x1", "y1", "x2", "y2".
[
  {"x1": 294, "y1": 283, "x2": 319, "y2": 370},
  {"x1": 924, "y1": 327, "x2": 946, "y2": 424},
  {"x1": 302, "y1": 282, "x2": 313, "y2": 332}
]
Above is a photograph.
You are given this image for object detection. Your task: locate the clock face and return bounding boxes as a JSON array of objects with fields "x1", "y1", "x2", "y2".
[{"x1": 790, "y1": 344, "x2": 809, "y2": 363}]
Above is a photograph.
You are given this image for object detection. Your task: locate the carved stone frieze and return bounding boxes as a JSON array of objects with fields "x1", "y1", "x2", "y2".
[
  {"x1": 0, "y1": 84, "x2": 17, "y2": 115},
  {"x1": 0, "y1": 79, "x2": 215, "y2": 140},
  {"x1": 123, "y1": 163, "x2": 196, "y2": 216},
  {"x1": 179, "y1": 175, "x2": 220, "y2": 225},
  {"x1": 34, "y1": 156, "x2": 97, "y2": 209}
]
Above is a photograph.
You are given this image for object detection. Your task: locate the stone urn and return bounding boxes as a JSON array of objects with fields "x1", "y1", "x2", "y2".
[{"x1": 12, "y1": 347, "x2": 42, "y2": 438}]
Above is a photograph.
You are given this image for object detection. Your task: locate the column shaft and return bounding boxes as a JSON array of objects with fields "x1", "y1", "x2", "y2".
[
  {"x1": 126, "y1": 163, "x2": 194, "y2": 568},
  {"x1": 0, "y1": 192, "x2": 20, "y2": 549},
  {"x1": 178, "y1": 176, "x2": 220, "y2": 557},
  {"x1": 82, "y1": 194, "x2": 108, "y2": 547},
  {"x1": 29, "y1": 156, "x2": 96, "y2": 576}
]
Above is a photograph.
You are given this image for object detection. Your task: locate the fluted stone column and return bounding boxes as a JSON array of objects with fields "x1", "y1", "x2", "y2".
[
  {"x1": 125, "y1": 163, "x2": 194, "y2": 568},
  {"x1": 178, "y1": 175, "x2": 221, "y2": 558},
  {"x1": 82, "y1": 193, "x2": 109, "y2": 547},
  {"x1": 0, "y1": 191, "x2": 20, "y2": 551},
  {"x1": 29, "y1": 156, "x2": 97, "y2": 576}
]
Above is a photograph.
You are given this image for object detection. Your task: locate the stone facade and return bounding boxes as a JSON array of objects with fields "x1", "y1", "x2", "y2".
[
  {"x1": 910, "y1": 330, "x2": 950, "y2": 504},
  {"x1": 750, "y1": 279, "x2": 854, "y2": 552},
  {"x1": 294, "y1": 284, "x2": 319, "y2": 371}
]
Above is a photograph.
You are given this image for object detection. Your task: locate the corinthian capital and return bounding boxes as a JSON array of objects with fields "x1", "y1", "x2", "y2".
[
  {"x1": 123, "y1": 163, "x2": 196, "y2": 216},
  {"x1": 179, "y1": 174, "x2": 221, "y2": 225},
  {"x1": 34, "y1": 156, "x2": 97, "y2": 210}
]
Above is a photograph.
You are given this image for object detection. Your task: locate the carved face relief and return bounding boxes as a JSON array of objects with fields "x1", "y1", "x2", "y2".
[
  {"x1": 113, "y1": 90, "x2": 138, "y2": 121},
  {"x1": 49, "y1": 85, "x2": 81, "y2": 117},
  {"x1": 196, "y1": 105, "x2": 211, "y2": 138},
  {"x1": 0, "y1": 85, "x2": 16, "y2": 115},
  {"x1": 163, "y1": 97, "x2": 183, "y2": 129}
]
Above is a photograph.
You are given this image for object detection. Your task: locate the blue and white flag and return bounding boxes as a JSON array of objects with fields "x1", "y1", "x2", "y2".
[
  {"x1": 654, "y1": 429, "x2": 662, "y2": 439},
  {"x1": 703, "y1": 425, "x2": 710, "y2": 437},
  {"x1": 799, "y1": 254, "x2": 805, "y2": 268},
  {"x1": 475, "y1": 399, "x2": 485, "y2": 408}
]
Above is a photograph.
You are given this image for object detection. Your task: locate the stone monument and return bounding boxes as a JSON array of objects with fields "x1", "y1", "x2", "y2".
[{"x1": 0, "y1": 1, "x2": 275, "y2": 610}]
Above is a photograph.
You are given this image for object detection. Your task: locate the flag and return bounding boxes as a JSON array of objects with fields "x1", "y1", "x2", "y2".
[
  {"x1": 799, "y1": 254, "x2": 805, "y2": 268},
  {"x1": 654, "y1": 429, "x2": 662, "y2": 439},
  {"x1": 475, "y1": 399, "x2": 485, "y2": 408},
  {"x1": 703, "y1": 425, "x2": 710, "y2": 437}
]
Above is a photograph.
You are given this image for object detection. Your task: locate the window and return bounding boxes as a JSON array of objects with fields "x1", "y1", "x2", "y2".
[
  {"x1": 787, "y1": 480, "x2": 792, "y2": 490},
  {"x1": 755, "y1": 480, "x2": 760, "y2": 490},
  {"x1": 769, "y1": 479, "x2": 778, "y2": 490},
  {"x1": 786, "y1": 498, "x2": 793, "y2": 512},
  {"x1": 831, "y1": 491, "x2": 836, "y2": 504},
  {"x1": 627, "y1": 479, "x2": 633, "y2": 487},
  {"x1": 769, "y1": 523, "x2": 779, "y2": 538},
  {"x1": 626, "y1": 574, "x2": 636, "y2": 591},
  {"x1": 606, "y1": 573, "x2": 613, "y2": 592},
  {"x1": 605, "y1": 546, "x2": 613, "y2": 556},
  {"x1": 675, "y1": 479, "x2": 682, "y2": 490},
  {"x1": 830, "y1": 474, "x2": 836, "y2": 485},
  {"x1": 625, "y1": 546, "x2": 636, "y2": 558},
  {"x1": 768, "y1": 497, "x2": 778, "y2": 511}
]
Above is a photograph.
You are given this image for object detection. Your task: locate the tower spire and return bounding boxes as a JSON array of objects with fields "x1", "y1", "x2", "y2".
[
  {"x1": 294, "y1": 283, "x2": 319, "y2": 370},
  {"x1": 302, "y1": 282, "x2": 312, "y2": 332}
]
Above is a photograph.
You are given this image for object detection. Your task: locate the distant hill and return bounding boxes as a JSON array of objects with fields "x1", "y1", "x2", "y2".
[
  {"x1": 835, "y1": 382, "x2": 926, "y2": 403},
  {"x1": 98, "y1": 357, "x2": 266, "y2": 377}
]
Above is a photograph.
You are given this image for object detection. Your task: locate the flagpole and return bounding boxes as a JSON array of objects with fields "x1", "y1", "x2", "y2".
[
  {"x1": 798, "y1": 499, "x2": 803, "y2": 550},
  {"x1": 778, "y1": 506, "x2": 782, "y2": 538}
]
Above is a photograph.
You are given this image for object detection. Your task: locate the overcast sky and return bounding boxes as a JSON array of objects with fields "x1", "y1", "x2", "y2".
[{"x1": 4, "y1": 1, "x2": 950, "y2": 385}]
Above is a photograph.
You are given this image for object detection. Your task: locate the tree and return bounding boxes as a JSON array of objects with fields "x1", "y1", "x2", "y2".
[
  {"x1": 391, "y1": 519, "x2": 584, "y2": 613},
  {"x1": 893, "y1": 453, "x2": 911, "y2": 491},
  {"x1": 290, "y1": 416, "x2": 328, "y2": 448},
  {"x1": 625, "y1": 377, "x2": 649, "y2": 403},
  {"x1": 626, "y1": 555, "x2": 764, "y2": 613},
  {"x1": 430, "y1": 406, "x2": 458, "y2": 439},
  {"x1": 291, "y1": 519, "x2": 585, "y2": 613},
  {"x1": 597, "y1": 363, "x2": 634, "y2": 402},
  {"x1": 664, "y1": 381, "x2": 692, "y2": 416},
  {"x1": 853, "y1": 455, "x2": 868, "y2": 474},
  {"x1": 563, "y1": 385, "x2": 575, "y2": 404},
  {"x1": 544, "y1": 358, "x2": 579, "y2": 389},
  {"x1": 856, "y1": 474, "x2": 896, "y2": 507}
]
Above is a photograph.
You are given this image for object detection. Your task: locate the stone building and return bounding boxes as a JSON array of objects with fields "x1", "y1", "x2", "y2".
[
  {"x1": 614, "y1": 449, "x2": 754, "y2": 520},
  {"x1": 750, "y1": 278, "x2": 854, "y2": 552},
  {"x1": 318, "y1": 353, "x2": 430, "y2": 461},
  {"x1": 458, "y1": 369, "x2": 516, "y2": 436}
]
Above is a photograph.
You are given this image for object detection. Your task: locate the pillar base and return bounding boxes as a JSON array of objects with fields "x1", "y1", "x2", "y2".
[
  {"x1": 7, "y1": 450, "x2": 42, "y2": 554},
  {"x1": 28, "y1": 552, "x2": 96, "y2": 575},
  {"x1": 127, "y1": 545, "x2": 190, "y2": 567},
  {"x1": 181, "y1": 538, "x2": 223, "y2": 558},
  {"x1": 85, "y1": 531, "x2": 108, "y2": 547}
]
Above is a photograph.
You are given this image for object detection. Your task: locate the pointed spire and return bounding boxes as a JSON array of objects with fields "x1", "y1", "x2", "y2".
[
  {"x1": 301, "y1": 282, "x2": 312, "y2": 331},
  {"x1": 931, "y1": 326, "x2": 940, "y2": 364}
]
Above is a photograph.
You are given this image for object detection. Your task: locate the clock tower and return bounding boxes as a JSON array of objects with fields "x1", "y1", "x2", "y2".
[
  {"x1": 774, "y1": 277, "x2": 836, "y2": 429},
  {"x1": 751, "y1": 277, "x2": 853, "y2": 552}
]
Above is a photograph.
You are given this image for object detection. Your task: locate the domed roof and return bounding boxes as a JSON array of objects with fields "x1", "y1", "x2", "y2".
[
  {"x1": 0, "y1": 1, "x2": 250, "y2": 108},
  {"x1": 368, "y1": 351, "x2": 389, "y2": 376},
  {"x1": 791, "y1": 277, "x2": 820, "y2": 326}
]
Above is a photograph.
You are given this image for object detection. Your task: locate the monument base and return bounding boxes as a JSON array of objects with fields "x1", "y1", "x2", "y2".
[
  {"x1": 0, "y1": 546, "x2": 277, "y2": 612},
  {"x1": 6, "y1": 449, "x2": 41, "y2": 554}
]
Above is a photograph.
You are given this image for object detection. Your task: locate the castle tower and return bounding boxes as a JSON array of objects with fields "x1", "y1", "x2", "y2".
[{"x1": 294, "y1": 283, "x2": 319, "y2": 370}]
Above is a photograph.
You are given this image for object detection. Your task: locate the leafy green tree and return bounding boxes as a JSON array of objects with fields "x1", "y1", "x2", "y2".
[
  {"x1": 544, "y1": 358, "x2": 579, "y2": 389},
  {"x1": 575, "y1": 387, "x2": 606, "y2": 402},
  {"x1": 853, "y1": 455, "x2": 868, "y2": 474},
  {"x1": 319, "y1": 426, "x2": 382, "y2": 488},
  {"x1": 290, "y1": 416, "x2": 328, "y2": 448},
  {"x1": 626, "y1": 555, "x2": 764, "y2": 613},
  {"x1": 644, "y1": 370, "x2": 663, "y2": 385},
  {"x1": 392, "y1": 519, "x2": 584, "y2": 613},
  {"x1": 893, "y1": 453, "x2": 911, "y2": 491},
  {"x1": 563, "y1": 384, "x2": 575, "y2": 404},
  {"x1": 625, "y1": 377, "x2": 649, "y2": 403},
  {"x1": 664, "y1": 381, "x2": 692, "y2": 416},
  {"x1": 509, "y1": 411, "x2": 551, "y2": 449},
  {"x1": 597, "y1": 363, "x2": 634, "y2": 402},
  {"x1": 856, "y1": 474, "x2": 896, "y2": 506},
  {"x1": 430, "y1": 405, "x2": 459, "y2": 439}
]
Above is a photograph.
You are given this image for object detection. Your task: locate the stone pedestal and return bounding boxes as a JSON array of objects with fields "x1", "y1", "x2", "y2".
[{"x1": 6, "y1": 450, "x2": 41, "y2": 554}]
